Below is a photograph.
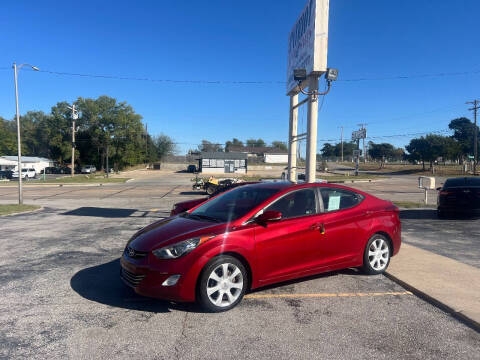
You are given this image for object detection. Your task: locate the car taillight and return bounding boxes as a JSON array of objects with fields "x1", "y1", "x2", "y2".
[{"x1": 439, "y1": 191, "x2": 452, "y2": 196}]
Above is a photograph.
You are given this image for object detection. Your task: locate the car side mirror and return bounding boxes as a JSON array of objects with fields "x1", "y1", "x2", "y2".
[
  {"x1": 255, "y1": 210, "x2": 282, "y2": 226},
  {"x1": 436, "y1": 187, "x2": 442, "y2": 191}
]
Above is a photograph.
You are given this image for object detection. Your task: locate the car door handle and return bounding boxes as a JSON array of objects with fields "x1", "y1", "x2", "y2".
[{"x1": 310, "y1": 223, "x2": 326, "y2": 234}]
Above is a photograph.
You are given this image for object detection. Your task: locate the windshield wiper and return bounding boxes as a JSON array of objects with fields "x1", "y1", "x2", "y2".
[{"x1": 187, "y1": 214, "x2": 221, "y2": 222}]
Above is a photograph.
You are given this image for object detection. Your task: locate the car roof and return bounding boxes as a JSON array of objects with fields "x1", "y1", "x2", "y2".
[{"x1": 242, "y1": 180, "x2": 367, "y2": 195}]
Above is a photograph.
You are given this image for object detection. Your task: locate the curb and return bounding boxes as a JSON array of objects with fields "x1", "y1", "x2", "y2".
[
  {"x1": 0, "y1": 182, "x2": 128, "y2": 188},
  {"x1": 0, "y1": 206, "x2": 44, "y2": 217},
  {"x1": 384, "y1": 272, "x2": 480, "y2": 332}
]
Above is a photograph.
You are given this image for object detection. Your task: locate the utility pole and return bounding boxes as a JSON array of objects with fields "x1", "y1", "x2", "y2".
[
  {"x1": 71, "y1": 104, "x2": 78, "y2": 177},
  {"x1": 339, "y1": 126, "x2": 344, "y2": 162},
  {"x1": 145, "y1": 123, "x2": 148, "y2": 165},
  {"x1": 467, "y1": 100, "x2": 479, "y2": 175}
]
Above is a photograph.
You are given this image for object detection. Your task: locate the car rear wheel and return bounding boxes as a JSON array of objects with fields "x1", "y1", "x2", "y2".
[
  {"x1": 362, "y1": 234, "x2": 391, "y2": 275},
  {"x1": 198, "y1": 256, "x2": 247, "y2": 312}
]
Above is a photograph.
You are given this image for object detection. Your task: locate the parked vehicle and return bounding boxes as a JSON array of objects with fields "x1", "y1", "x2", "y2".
[
  {"x1": 437, "y1": 177, "x2": 480, "y2": 218},
  {"x1": 121, "y1": 182, "x2": 401, "y2": 312},
  {"x1": 0, "y1": 170, "x2": 13, "y2": 180},
  {"x1": 12, "y1": 168, "x2": 36, "y2": 180},
  {"x1": 81, "y1": 165, "x2": 96, "y2": 174},
  {"x1": 171, "y1": 181, "x2": 258, "y2": 216}
]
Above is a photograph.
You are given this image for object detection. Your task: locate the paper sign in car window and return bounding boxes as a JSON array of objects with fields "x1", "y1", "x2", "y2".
[{"x1": 327, "y1": 195, "x2": 341, "y2": 211}]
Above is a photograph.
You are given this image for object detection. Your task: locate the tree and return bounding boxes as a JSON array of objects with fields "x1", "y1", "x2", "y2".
[
  {"x1": 225, "y1": 138, "x2": 243, "y2": 151},
  {"x1": 198, "y1": 140, "x2": 222, "y2": 152},
  {"x1": 0, "y1": 117, "x2": 17, "y2": 155},
  {"x1": 449, "y1": 117, "x2": 480, "y2": 160},
  {"x1": 405, "y1": 134, "x2": 448, "y2": 170},
  {"x1": 246, "y1": 138, "x2": 266, "y2": 147},
  {"x1": 405, "y1": 137, "x2": 430, "y2": 170},
  {"x1": 368, "y1": 143, "x2": 395, "y2": 168},
  {"x1": 320, "y1": 143, "x2": 336, "y2": 158},
  {"x1": 152, "y1": 134, "x2": 178, "y2": 160},
  {"x1": 271, "y1": 141, "x2": 288, "y2": 152}
]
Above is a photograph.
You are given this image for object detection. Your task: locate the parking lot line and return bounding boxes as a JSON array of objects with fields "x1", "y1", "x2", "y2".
[{"x1": 244, "y1": 291, "x2": 413, "y2": 299}]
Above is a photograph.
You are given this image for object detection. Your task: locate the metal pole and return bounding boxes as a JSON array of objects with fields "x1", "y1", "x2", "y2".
[
  {"x1": 288, "y1": 94, "x2": 299, "y2": 182},
  {"x1": 106, "y1": 144, "x2": 109, "y2": 178},
  {"x1": 306, "y1": 75, "x2": 319, "y2": 183},
  {"x1": 474, "y1": 100, "x2": 478, "y2": 175},
  {"x1": 355, "y1": 139, "x2": 360, "y2": 176},
  {"x1": 424, "y1": 188, "x2": 428, "y2": 205},
  {"x1": 71, "y1": 105, "x2": 75, "y2": 177},
  {"x1": 13, "y1": 63, "x2": 23, "y2": 205},
  {"x1": 340, "y1": 126, "x2": 344, "y2": 162},
  {"x1": 467, "y1": 100, "x2": 479, "y2": 175}
]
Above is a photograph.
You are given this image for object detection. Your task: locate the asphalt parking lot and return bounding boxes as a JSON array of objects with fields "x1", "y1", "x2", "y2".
[{"x1": 0, "y1": 172, "x2": 479, "y2": 359}]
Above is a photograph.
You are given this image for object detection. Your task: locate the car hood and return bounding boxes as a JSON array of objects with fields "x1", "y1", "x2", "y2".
[{"x1": 127, "y1": 215, "x2": 227, "y2": 251}]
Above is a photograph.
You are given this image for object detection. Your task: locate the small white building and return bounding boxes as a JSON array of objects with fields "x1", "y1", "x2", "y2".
[
  {"x1": 0, "y1": 156, "x2": 54, "y2": 173},
  {"x1": 199, "y1": 152, "x2": 247, "y2": 174},
  {"x1": 0, "y1": 157, "x2": 18, "y2": 171},
  {"x1": 264, "y1": 153, "x2": 288, "y2": 164}
]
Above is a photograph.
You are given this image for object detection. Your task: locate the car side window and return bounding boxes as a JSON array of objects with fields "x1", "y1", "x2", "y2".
[
  {"x1": 264, "y1": 188, "x2": 318, "y2": 219},
  {"x1": 320, "y1": 188, "x2": 363, "y2": 212}
]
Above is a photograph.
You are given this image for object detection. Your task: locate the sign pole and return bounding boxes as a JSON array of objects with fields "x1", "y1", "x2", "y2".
[
  {"x1": 288, "y1": 94, "x2": 299, "y2": 182},
  {"x1": 306, "y1": 75, "x2": 319, "y2": 183}
]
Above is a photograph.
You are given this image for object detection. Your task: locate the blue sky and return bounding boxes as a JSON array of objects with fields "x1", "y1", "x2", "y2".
[{"x1": 1, "y1": 0, "x2": 479, "y2": 154}]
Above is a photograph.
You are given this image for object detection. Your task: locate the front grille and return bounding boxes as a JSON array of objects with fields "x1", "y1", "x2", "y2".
[
  {"x1": 124, "y1": 246, "x2": 149, "y2": 259},
  {"x1": 121, "y1": 268, "x2": 146, "y2": 288}
]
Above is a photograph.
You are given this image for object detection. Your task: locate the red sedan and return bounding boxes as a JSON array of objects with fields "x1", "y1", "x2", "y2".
[{"x1": 121, "y1": 182, "x2": 401, "y2": 312}]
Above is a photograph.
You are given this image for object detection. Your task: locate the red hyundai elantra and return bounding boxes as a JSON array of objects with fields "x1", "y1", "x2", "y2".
[{"x1": 121, "y1": 182, "x2": 401, "y2": 312}]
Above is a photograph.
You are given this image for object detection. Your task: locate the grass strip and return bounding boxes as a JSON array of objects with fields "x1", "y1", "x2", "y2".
[{"x1": 0, "y1": 204, "x2": 41, "y2": 216}]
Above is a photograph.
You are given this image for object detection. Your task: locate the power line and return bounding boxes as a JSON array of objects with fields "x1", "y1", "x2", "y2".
[{"x1": 1, "y1": 66, "x2": 479, "y2": 85}]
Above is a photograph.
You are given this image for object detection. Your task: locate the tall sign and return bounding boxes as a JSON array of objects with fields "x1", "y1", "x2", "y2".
[{"x1": 287, "y1": 0, "x2": 330, "y2": 95}]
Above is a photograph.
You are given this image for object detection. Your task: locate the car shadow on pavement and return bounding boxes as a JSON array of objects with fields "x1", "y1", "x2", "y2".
[
  {"x1": 248, "y1": 268, "x2": 363, "y2": 295},
  {"x1": 70, "y1": 258, "x2": 195, "y2": 313},
  {"x1": 400, "y1": 209, "x2": 438, "y2": 220},
  {"x1": 400, "y1": 209, "x2": 479, "y2": 220},
  {"x1": 179, "y1": 191, "x2": 206, "y2": 196},
  {"x1": 62, "y1": 207, "x2": 139, "y2": 218}
]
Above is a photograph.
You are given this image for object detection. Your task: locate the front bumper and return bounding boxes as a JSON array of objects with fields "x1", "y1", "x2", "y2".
[{"x1": 120, "y1": 254, "x2": 201, "y2": 302}]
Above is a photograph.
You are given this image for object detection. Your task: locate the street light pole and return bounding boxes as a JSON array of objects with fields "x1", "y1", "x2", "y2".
[
  {"x1": 13, "y1": 63, "x2": 23, "y2": 204},
  {"x1": 12, "y1": 62, "x2": 40, "y2": 205}
]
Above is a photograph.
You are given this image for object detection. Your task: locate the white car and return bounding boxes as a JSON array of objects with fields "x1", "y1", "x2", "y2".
[
  {"x1": 12, "y1": 168, "x2": 36, "y2": 180},
  {"x1": 81, "y1": 165, "x2": 96, "y2": 174}
]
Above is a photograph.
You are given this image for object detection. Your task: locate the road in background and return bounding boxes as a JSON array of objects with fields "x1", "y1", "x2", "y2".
[{"x1": 0, "y1": 170, "x2": 478, "y2": 359}]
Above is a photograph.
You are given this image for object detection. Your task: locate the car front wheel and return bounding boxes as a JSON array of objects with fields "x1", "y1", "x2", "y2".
[
  {"x1": 362, "y1": 234, "x2": 391, "y2": 275},
  {"x1": 198, "y1": 256, "x2": 247, "y2": 312}
]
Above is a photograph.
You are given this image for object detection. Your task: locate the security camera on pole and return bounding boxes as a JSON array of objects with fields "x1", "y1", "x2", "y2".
[{"x1": 286, "y1": 0, "x2": 337, "y2": 183}]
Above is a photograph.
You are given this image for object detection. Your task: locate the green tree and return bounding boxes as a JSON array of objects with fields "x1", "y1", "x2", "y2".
[
  {"x1": 368, "y1": 142, "x2": 395, "y2": 167},
  {"x1": 449, "y1": 117, "x2": 480, "y2": 160},
  {"x1": 225, "y1": 138, "x2": 243, "y2": 151},
  {"x1": 152, "y1": 134, "x2": 177, "y2": 160},
  {"x1": 271, "y1": 141, "x2": 288, "y2": 152},
  {"x1": 246, "y1": 138, "x2": 266, "y2": 147},
  {"x1": 320, "y1": 143, "x2": 335, "y2": 158},
  {"x1": 198, "y1": 140, "x2": 222, "y2": 152},
  {"x1": 0, "y1": 117, "x2": 17, "y2": 155}
]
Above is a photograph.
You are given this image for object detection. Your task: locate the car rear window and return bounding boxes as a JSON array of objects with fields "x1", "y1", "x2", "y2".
[
  {"x1": 320, "y1": 188, "x2": 364, "y2": 212},
  {"x1": 466, "y1": 178, "x2": 480, "y2": 186},
  {"x1": 444, "y1": 178, "x2": 466, "y2": 188}
]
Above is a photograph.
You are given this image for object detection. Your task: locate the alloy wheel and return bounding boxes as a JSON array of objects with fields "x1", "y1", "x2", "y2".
[
  {"x1": 368, "y1": 238, "x2": 389, "y2": 271},
  {"x1": 206, "y1": 263, "x2": 244, "y2": 307}
]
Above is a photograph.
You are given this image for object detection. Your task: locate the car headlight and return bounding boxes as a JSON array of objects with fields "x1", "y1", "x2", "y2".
[{"x1": 152, "y1": 235, "x2": 215, "y2": 259}]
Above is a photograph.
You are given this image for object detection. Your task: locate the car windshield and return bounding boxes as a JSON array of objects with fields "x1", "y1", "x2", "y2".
[
  {"x1": 187, "y1": 186, "x2": 280, "y2": 223},
  {"x1": 22, "y1": 169, "x2": 27, "y2": 172}
]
